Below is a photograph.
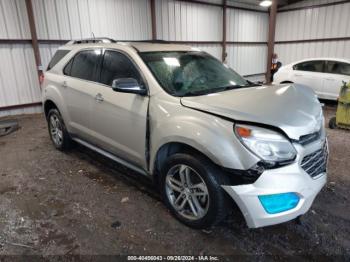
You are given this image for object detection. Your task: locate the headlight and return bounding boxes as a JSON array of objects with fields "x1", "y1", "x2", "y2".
[{"x1": 235, "y1": 124, "x2": 296, "y2": 166}]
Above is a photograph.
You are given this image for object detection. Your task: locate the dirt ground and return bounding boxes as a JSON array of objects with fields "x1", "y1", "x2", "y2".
[{"x1": 0, "y1": 103, "x2": 349, "y2": 259}]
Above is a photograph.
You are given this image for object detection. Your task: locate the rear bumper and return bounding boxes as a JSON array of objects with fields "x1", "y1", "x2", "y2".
[{"x1": 222, "y1": 138, "x2": 328, "y2": 228}]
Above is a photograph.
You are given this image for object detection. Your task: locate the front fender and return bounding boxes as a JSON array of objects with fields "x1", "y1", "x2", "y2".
[{"x1": 150, "y1": 103, "x2": 259, "y2": 173}]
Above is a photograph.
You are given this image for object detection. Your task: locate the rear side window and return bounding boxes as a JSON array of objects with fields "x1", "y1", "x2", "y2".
[
  {"x1": 100, "y1": 50, "x2": 143, "y2": 86},
  {"x1": 63, "y1": 59, "x2": 73, "y2": 75},
  {"x1": 325, "y1": 61, "x2": 350, "y2": 76},
  {"x1": 293, "y1": 60, "x2": 324, "y2": 73},
  {"x1": 65, "y1": 49, "x2": 102, "y2": 81},
  {"x1": 47, "y1": 50, "x2": 70, "y2": 70}
]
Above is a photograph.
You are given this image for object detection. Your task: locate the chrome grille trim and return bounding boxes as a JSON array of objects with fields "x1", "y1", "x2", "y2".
[
  {"x1": 301, "y1": 142, "x2": 328, "y2": 178},
  {"x1": 298, "y1": 131, "x2": 321, "y2": 146}
]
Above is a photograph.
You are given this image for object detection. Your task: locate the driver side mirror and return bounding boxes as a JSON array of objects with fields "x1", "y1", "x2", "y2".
[{"x1": 111, "y1": 78, "x2": 147, "y2": 95}]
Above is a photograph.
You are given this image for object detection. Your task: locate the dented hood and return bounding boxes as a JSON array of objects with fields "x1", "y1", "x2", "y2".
[{"x1": 180, "y1": 84, "x2": 323, "y2": 140}]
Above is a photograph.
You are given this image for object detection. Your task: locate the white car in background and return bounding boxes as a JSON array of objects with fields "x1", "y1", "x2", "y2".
[{"x1": 273, "y1": 58, "x2": 350, "y2": 100}]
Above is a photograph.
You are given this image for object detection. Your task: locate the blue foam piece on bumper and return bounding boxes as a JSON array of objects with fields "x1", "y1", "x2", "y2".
[{"x1": 258, "y1": 193, "x2": 300, "y2": 214}]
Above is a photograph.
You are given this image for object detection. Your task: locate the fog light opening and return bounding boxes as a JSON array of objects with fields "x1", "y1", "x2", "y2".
[{"x1": 258, "y1": 192, "x2": 300, "y2": 214}]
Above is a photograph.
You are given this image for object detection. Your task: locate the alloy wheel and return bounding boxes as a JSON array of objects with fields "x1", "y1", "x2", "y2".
[
  {"x1": 165, "y1": 164, "x2": 210, "y2": 220},
  {"x1": 49, "y1": 114, "x2": 63, "y2": 147}
]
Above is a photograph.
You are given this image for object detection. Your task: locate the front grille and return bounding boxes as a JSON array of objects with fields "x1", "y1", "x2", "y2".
[{"x1": 301, "y1": 142, "x2": 328, "y2": 178}]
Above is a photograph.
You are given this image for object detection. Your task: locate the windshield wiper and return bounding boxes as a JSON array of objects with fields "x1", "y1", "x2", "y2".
[
  {"x1": 180, "y1": 89, "x2": 214, "y2": 97},
  {"x1": 245, "y1": 80, "x2": 261, "y2": 87},
  {"x1": 219, "y1": 85, "x2": 243, "y2": 91},
  {"x1": 181, "y1": 86, "x2": 242, "y2": 97},
  {"x1": 219, "y1": 83, "x2": 260, "y2": 90},
  {"x1": 180, "y1": 82, "x2": 259, "y2": 97}
]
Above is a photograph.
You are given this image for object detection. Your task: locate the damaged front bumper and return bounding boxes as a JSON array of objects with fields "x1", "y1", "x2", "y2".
[{"x1": 222, "y1": 138, "x2": 328, "y2": 228}]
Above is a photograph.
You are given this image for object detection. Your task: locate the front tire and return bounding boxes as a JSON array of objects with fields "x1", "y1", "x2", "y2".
[
  {"x1": 47, "y1": 108, "x2": 72, "y2": 150},
  {"x1": 160, "y1": 153, "x2": 229, "y2": 229}
]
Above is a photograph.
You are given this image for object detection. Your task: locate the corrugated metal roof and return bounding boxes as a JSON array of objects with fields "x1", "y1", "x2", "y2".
[
  {"x1": 227, "y1": 0, "x2": 268, "y2": 11},
  {"x1": 279, "y1": 0, "x2": 346, "y2": 10}
]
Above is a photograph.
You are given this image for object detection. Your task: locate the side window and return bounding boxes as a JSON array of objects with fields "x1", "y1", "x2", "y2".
[
  {"x1": 100, "y1": 50, "x2": 143, "y2": 86},
  {"x1": 47, "y1": 50, "x2": 70, "y2": 70},
  {"x1": 66, "y1": 49, "x2": 101, "y2": 81},
  {"x1": 326, "y1": 61, "x2": 350, "y2": 76},
  {"x1": 63, "y1": 58, "x2": 73, "y2": 75},
  {"x1": 293, "y1": 61, "x2": 324, "y2": 73}
]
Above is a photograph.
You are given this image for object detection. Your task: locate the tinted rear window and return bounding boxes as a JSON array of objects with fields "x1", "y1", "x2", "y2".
[
  {"x1": 293, "y1": 60, "x2": 324, "y2": 73},
  {"x1": 47, "y1": 50, "x2": 70, "y2": 70}
]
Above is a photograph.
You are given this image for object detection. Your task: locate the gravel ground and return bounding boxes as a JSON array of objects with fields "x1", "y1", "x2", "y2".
[{"x1": 0, "y1": 104, "x2": 349, "y2": 259}]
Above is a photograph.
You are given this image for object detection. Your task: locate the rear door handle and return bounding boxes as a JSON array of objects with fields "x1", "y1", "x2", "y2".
[
  {"x1": 294, "y1": 74, "x2": 303, "y2": 77},
  {"x1": 95, "y1": 93, "x2": 104, "y2": 102},
  {"x1": 62, "y1": 81, "x2": 68, "y2": 88},
  {"x1": 325, "y1": 78, "x2": 335, "y2": 81}
]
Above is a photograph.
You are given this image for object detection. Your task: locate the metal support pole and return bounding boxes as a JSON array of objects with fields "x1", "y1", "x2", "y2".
[
  {"x1": 222, "y1": 0, "x2": 227, "y2": 62},
  {"x1": 150, "y1": 0, "x2": 157, "y2": 40},
  {"x1": 266, "y1": 0, "x2": 277, "y2": 84},
  {"x1": 25, "y1": 0, "x2": 43, "y2": 83}
]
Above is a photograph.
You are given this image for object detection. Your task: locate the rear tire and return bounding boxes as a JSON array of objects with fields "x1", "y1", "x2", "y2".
[
  {"x1": 160, "y1": 153, "x2": 229, "y2": 229},
  {"x1": 329, "y1": 116, "x2": 337, "y2": 129},
  {"x1": 47, "y1": 108, "x2": 72, "y2": 150}
]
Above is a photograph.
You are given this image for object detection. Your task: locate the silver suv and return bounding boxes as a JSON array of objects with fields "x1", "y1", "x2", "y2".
[{"x1": 43, "y1": 38, "x2": 328, "y2": 229}]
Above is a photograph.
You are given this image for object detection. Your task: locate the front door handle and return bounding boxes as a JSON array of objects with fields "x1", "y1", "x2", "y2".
[
  {"x1": 294, "y1": 74, "x2": 303, "y2": 77},
  {"x1": 325, "y1": 78, "x2": 335, "y2": 81},
  {"x1": 95, "y1": 93, "x2": 104, "y2": 102},
  {"x1": 62, "y1": 81, "x2": 68, "y2": 88}
]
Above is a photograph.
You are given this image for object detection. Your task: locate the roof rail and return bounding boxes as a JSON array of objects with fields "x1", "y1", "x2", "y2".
[
  {"x1": 67, "y1": 38, "x2": 116, "y2": 45},
  {"x1": 126, "y1": 40, "x2": 170, "y2": 43},
  {"x1": 67, "y1": 39, "x2": 173, "y2": 45}
]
